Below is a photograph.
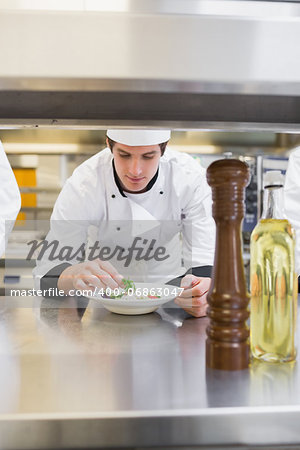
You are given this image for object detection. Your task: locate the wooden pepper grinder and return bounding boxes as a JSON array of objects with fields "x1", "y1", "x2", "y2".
[{"x1": 206, "y1": 159, "x2": 250, "y2": 370}]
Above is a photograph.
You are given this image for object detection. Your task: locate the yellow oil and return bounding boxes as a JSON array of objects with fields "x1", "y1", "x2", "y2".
[{"x1": 250, "y1": 219, "x2": 297, "y2": 363}]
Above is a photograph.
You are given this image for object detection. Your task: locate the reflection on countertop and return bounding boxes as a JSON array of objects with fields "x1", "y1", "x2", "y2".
[{"x1": 1, "y1": 295, "x2": 300, "y2": 449}]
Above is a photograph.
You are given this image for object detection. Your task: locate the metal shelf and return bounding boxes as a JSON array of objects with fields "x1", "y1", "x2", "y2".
[
  {"x1": 19, "y1": 187, "x2": 60, "y2": 193},
  {"x1": 20, "y1": 207, "x2": 53, "y2": 211}
]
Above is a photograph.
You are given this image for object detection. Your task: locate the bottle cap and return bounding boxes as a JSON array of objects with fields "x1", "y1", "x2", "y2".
[{"x1": 263, "y1": 170, "x2": 284, "y2": 188}]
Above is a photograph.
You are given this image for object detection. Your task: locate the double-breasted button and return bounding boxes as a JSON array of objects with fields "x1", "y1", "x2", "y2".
[
  {"x1": 111, "y1": 194, "x2": 116, "y2": 198},
  {"x1": 160, "y1": 191, "x2": 163, "y2": 195}
]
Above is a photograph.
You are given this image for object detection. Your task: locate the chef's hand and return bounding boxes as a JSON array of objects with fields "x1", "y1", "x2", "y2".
[
  {"x1": 57, "y1": 259, "x2": 124, "y2": 294},
  {"x1": 174, "y1": 274, "x2": 211, "y2": 318}
]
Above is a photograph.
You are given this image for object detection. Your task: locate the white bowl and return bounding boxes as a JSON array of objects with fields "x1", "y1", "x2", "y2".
[{"x1": 88, "y1": 282, "x2": 180, "y2": 315}]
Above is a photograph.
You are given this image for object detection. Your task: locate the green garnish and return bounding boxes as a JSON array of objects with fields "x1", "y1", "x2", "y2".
[
  {"x1": 108, "y1": 278, "x2": 135, "y2": 298},
  {"x1": 122, "y1": 278, "x2": 136, "y2": 292}
]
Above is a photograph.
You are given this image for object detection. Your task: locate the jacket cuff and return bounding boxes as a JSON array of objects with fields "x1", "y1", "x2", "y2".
[
  {"x1": 40, "y1": 263, "x2": 72, "y2": 298},
  {"x1": 167, "y1": 265, "x2": 213, "y2": 287}
]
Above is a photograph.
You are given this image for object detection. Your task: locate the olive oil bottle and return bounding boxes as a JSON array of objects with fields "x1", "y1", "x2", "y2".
[{"x1": 250, "y1": 171, "x2": 297, "y2": 363}]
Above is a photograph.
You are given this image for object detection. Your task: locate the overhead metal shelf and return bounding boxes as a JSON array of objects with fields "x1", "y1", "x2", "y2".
[
  {"x1": 0, "y1": 4, "x2": 299, "y2": 131},
  {"x1": 0, "y1": 87, "x2": 299, "y2": 131}
]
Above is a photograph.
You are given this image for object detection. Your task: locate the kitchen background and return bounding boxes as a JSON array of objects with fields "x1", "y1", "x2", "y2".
[
  {"x1": 1, "y1": 128, "x2": 299, "y2": 293},
  {"x1": 0, "y1": 0, "x2": 299, "y2": 294},
  {"x1": 1, "y1": 1, "x2": 300, "y2": 447}
]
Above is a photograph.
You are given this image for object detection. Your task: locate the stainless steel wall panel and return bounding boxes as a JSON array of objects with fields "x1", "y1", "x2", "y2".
[
  {"x1": 0, "y1": 8, "x2": 299, "y2": 128},
  {"x1": 0, "y1": 11, "x2": 299, "y2": 83}
]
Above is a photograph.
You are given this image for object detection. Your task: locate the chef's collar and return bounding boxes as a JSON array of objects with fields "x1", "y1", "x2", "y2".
[{"x1": 112, "y1": 159, "x2": 159, "y2": 197}]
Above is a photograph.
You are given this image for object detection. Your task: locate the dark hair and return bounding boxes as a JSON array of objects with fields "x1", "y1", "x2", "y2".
[{"x1": 106, "y1": 136, "x2": 168, "y2": 156}]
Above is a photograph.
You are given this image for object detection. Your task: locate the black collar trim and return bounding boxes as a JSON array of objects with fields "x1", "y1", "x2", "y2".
[{"x1": 112, "y1": 160, "x2": 159, "y2": 197}]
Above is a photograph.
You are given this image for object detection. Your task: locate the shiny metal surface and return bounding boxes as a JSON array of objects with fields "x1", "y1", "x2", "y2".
[
  {"x1": 88, "y1": 0, "x2": 300, "y2": 18},
  {"x1": 0, "y1": 90, "x2": 299, "y2": 132},
  {"x1": 0, "y1": 10, "x2": 299, "y2": 84},
  {"x1": 1, "y1": 0, "x2": 300, "y2": 18},
  {"x1": 0, "y1": 8, "x2": 300, "y2": 129},
  {"x1": 2, "y1": 119, "x2": 300, "y2": 133},
  {"x1": 1, "y1": 296, "x2": 300, "y2": 448},
  {"x1": 1, "y1": 78, "x2": 300, "y2": 96}
]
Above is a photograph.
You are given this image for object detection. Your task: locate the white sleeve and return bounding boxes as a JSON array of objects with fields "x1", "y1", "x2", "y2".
[
  {"x1": 0, "y1": 141, "x2": 21, "y2": 257},
  {"x1": 33, "y1": 168, "x2": 102, "y2": 287},
  {"x1": 284, "y1": 148, "x2": 300, "y2": 275},
  {"x1": 181, "y1": 170, "x2": 216, "y2": 269}
]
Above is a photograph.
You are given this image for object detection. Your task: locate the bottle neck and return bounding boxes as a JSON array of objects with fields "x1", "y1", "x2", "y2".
[{"x1": 261, "y1": 185, "x2": 285, "y2": 219}]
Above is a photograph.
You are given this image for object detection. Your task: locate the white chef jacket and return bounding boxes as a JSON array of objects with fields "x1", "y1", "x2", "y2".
[
  {"x1": 34, "y1": 147, "x2": 215, "y2": 285},
  {"x1": 284, "y1": 147, "x2": 300, "y2": 275},
  {"x1": 0, "y1": 141, "x2": 21, "y2": 257}
]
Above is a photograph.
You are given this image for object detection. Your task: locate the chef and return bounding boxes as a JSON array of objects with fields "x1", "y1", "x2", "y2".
[
  {"x1": 0, "y1": 141, "x2": 21, "y2": 257},
  {"x1": 284, "y1": 146, "x2": 300, "y2": 290},
  {"x1": 35, "y1": 130, "x2": 215, "y2": 317}
]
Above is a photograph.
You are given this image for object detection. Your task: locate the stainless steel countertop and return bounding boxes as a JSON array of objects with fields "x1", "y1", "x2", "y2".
[{"x1": 1, "y1": 295, "x2": 300, "y2": 449}]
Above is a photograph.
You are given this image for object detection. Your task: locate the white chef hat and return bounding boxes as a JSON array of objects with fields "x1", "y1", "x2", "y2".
[{"x1": 106, "y1": 129, "x2": 171, "y2": 146}]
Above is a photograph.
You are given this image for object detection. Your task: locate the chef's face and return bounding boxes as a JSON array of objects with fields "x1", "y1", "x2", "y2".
[{"x1": 110, "y1": 141, "x2": 161, "y2": 193}]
